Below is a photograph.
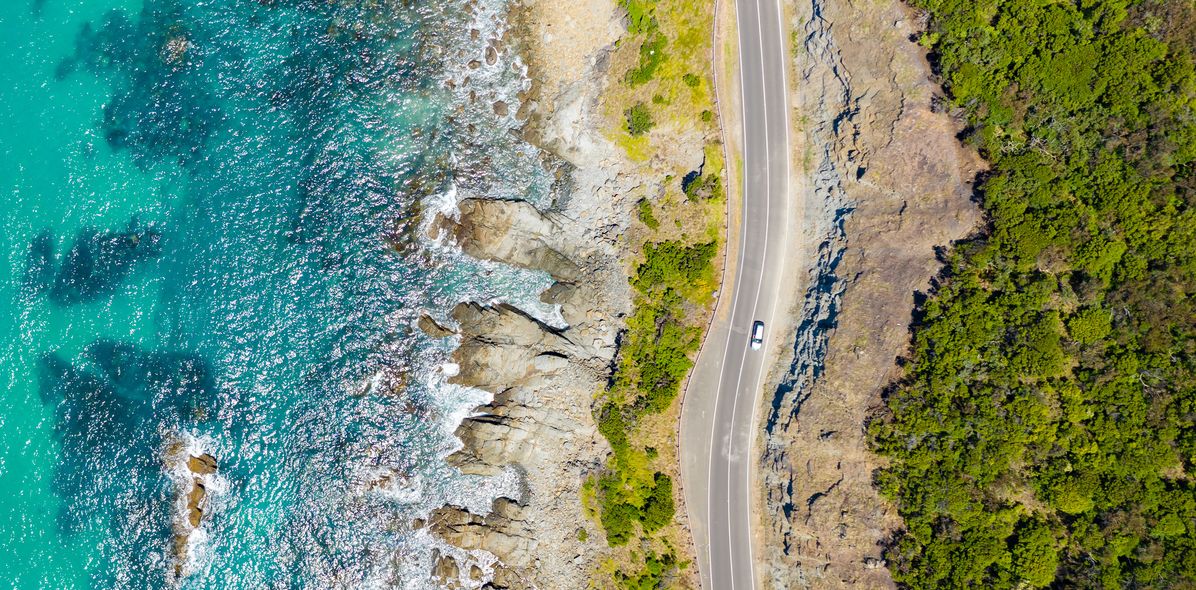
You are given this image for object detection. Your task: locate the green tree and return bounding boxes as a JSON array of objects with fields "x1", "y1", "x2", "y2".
[
  {"x1": 1066, "y1": 307, "x2": 1112, "y2": 344},
  {"x1": 1011, "y1": 520, "x2": 1059, "y2": 588}
]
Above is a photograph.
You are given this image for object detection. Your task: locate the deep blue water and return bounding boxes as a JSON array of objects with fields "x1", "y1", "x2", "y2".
[{"x1": 0, "y1": 0, "x2": 550, "y2": 587}]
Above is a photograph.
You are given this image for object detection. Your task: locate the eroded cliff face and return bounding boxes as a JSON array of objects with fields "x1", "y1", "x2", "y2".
[
  {"x1": 425, "y1": 191, "x2": 630, "y2": 588},
  {"x1": 760, "y1": 0, "x2": 983, "y2": 588},
  {"x1": 419, "y1": 1, "x2": 654, "y2": 586}
]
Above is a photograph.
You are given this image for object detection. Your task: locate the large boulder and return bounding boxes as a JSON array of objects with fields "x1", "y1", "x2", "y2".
[
  {"x1": 447, "y1": 388, "x2": 580, "y2": 477},
  {"x1": 449, "y1": 302, "x2": 582, "y2": 393},
  {"x1": 429, "y1": 498, "x2": 538, "y2": 569},
  {"x1": 435, "y1": 199, "x2": 582, "y2": 283}
]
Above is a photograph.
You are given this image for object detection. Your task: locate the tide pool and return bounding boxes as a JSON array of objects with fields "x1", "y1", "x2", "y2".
[{"x1": 0, "y1": 0, "x2": 548, "y2": 587}]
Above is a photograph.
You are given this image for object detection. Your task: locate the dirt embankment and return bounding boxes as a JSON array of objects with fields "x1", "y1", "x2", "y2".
[{"x1": 758, "y1": 0, "x2": 983, "y2": 588}]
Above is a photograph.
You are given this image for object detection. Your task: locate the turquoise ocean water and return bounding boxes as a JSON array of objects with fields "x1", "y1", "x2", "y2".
[{"x1": 0, "y1": 0, "x2": 551, "y2": 587}]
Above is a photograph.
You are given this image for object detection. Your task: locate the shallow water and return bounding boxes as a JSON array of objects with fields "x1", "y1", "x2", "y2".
[{"x1": 0, "y1": 0, "x2": 547, "y2": 587}]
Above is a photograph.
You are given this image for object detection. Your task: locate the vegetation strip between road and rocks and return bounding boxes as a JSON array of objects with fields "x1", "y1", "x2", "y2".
[{"x1": 585, "y1": 0, "x2": 728, "y2": 587}]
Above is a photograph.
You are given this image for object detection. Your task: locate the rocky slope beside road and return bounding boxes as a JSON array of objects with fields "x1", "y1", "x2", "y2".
[
  {"x1": 420, "y1": 0, "x2": 665, "y2": 587},
  {"x1": 758, "y1": 0, "x2": 983, "y2": 588},
  {"x1": 425, "y1": 193, "x2": 630, "y2": 588}
]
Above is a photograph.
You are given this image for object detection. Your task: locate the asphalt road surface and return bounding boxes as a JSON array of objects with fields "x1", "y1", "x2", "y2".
[{"x1": 680, "y1": 0, "x2": 792, "y2": 588}]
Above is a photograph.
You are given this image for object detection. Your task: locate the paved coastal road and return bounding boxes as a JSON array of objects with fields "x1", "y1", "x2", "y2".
[{"x1": 680, "y1": 0, "x2": 792, "y2": 588}]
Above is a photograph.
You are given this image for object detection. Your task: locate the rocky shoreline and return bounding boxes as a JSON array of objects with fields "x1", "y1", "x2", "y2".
[
  {"x1": 420, "y1": 0, "x2": 656, "y2": 587},
  {"x1": 758, "y1": 0, "x2": 983, "y2": 588}
]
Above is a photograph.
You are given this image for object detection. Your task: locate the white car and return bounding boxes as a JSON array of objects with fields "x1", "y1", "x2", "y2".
[{"x1": 750, "y1": 320, "x2": 764, "y2": 350}]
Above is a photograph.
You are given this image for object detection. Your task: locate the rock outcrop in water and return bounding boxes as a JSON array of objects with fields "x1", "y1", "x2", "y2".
[
  {"x1": 430, "y1": 498, "x2": 537, "y2": 568},
  {"x1": 443, "y1": 299, "x2": 594, "y2": 480},
  {"x1": 430, "y1": 192, "x2": 629, "y2": 589},
  {"x1": 758, "y1": 0, "x2": 983, "y2": 588},
  {"x1": 448, "y1": 301, "x2": 584, "y2": 393},
  {"x1": 165, "y1": 442, "x2": 221, "y2": 581}
]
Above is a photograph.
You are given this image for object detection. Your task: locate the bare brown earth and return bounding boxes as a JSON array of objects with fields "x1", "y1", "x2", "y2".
[{"x1": 757, "y1": 0, "x2": 984, "y2": 588}]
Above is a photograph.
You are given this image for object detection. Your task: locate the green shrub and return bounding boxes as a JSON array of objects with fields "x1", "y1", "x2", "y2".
[
  {"x1": 636, "y1": 199, "x2": 660, "y2": 230},
  {"x1": 626, "y1": 103, "x2": 655, "y2": 136},
  {"x1": 640, "y1": 473, "x2": 675, "y2": 532},
  {"x1": 598, "y1": 402, "x2": 630, "y2": 458},
  {"x1": 633, "y1": 240, "x2": 716, "y2": 295},
  {"x1": 614, "y1": 551, "x2": 676, "y2": 590},
  {"x1": 682, "y1": 72, "x2": 701, "y2": 87},
  {"x1": 625, "y1": 33, "x2": 668, "y2": 86},
  {"x1": 600, "y1": 498, "x2": 638, "y2": 546},
  {"x1": 593, "y1": 238, "x2": 716, "y2": 552},
  {"x1": 611, "y1": 241, "x2": 717, "y2": 417},
  {"x1": 683, "y1": 172, "x2": 723, "y2": 201}
]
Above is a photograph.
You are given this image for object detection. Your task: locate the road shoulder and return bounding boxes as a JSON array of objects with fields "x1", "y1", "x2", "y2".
[
  {"x1": 677, "y1": 0, "x2": 745, "y2": 586},
  {"x1": 755, "y1": 0, "x2": 984, "y2": 587}
]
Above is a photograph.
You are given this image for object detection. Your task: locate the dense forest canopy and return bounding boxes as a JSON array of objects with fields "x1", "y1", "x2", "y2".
[{"x1": 872, "y1": 0, "x2": 1196, "y2": 587}]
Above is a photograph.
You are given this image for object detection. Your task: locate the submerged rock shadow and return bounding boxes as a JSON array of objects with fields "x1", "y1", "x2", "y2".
[
  {"x1": 57, "y1": 3, "x2": 222, "y2": 172},
  {"x1": 25, "y1": 218, "x2": 163, "y2": 306}
]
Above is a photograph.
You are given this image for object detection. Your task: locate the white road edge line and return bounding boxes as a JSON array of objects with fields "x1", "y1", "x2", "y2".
[
  {"x1": 705, "y1": 0, "x2": 753, "y2": 585},
  {"x1": 742, "y1": 0, "x2": 793, "y2": 587},
  {"x1": 721, "y1": 0, "x2": 776, "y2": 584},
  {"x1": 728, "y1": 0, "x2": 775, "y2": 586}
]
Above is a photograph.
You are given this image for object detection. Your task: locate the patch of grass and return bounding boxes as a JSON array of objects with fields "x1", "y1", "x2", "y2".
[
  {"x1": 619, "y1": 0, "x2": 659, "y2": 35},
  {"x1": 581, "y1": 472, "x2": 600, "y2": 520},
  {"x1": 614, "y1": 132, "x2": 652, "y2": 162},
  {"x1": 592, "y1": 0, "x2": 725, "y2": 586},
  {"x1": 607, "y1": 0, "x2": 718, "y2": 137}
]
